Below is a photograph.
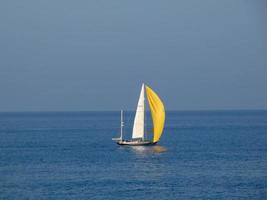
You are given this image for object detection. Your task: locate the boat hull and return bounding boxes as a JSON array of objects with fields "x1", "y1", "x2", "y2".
[{"x1": 116, "y1": 140, "x2": 157, "y2": 146}]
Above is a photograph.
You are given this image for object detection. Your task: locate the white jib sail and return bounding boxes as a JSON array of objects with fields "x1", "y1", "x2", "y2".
[{"x1": 132, "y1": 84, "x2": 145, "y2": 139}]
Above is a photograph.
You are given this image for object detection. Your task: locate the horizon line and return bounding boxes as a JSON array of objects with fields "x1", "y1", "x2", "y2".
[{"x1": 0, "y1": 108, "x2": 267, "y2": 113}]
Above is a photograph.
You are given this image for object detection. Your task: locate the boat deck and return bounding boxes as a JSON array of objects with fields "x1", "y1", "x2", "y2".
[{"x1": 116, "y1": 139, "x2": 157, "y2": 146}]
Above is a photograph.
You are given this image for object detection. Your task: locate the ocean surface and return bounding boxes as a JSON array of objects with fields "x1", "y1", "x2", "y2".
[{"x1": 0, "y1": 111, "x2": 267, "y2": 200}]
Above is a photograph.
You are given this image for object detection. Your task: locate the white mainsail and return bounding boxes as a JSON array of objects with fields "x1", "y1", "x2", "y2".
[{"x1": 132, "y1": 84, "x2": 145, "y2": 139}]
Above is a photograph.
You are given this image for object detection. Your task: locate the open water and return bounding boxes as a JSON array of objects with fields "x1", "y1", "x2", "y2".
[{"x1": 0, "y1": 111, "x2": 267, "y2": 199}]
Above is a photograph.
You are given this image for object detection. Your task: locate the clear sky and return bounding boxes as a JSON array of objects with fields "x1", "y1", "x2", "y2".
[{"x1": 0, "y1": 0, "x2": 267, "y2": 111}]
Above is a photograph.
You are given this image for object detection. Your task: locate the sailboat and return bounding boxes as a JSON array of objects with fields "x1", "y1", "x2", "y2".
[{"x1": 112, "y1": 83, "x2": 165, "y2": 146}]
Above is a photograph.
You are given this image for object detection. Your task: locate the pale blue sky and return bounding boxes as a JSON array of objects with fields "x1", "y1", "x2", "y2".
[{"x1": 0, "y1": 0, "x2": 267, "y2": 111}]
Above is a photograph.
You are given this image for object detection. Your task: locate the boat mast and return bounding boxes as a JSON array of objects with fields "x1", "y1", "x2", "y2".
[{"x1": 120, "y1": 110, "x2": 124, "y2": 140}]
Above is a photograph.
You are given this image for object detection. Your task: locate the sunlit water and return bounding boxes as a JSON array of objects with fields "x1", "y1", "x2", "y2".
[{"x1": 0, "y1": 111, "x2": 267, "y2": 199}]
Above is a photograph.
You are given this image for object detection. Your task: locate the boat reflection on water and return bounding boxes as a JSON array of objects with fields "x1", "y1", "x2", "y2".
[
  {"x1": 151, "y1": 145, "x2": 167, "y2": 153},
  {"x1": 129, "y1": 145, "x2": 167, "y2": 154}
]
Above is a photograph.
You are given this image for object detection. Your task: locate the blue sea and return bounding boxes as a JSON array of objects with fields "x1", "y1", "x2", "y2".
[{"x1": 0, "y1": 111, "x2": 267, "y2": 200}]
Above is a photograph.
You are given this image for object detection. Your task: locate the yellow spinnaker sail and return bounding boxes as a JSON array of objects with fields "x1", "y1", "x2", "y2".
[{"x1": 145, "y1": 85, "x2": 165, "y2": 143}]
